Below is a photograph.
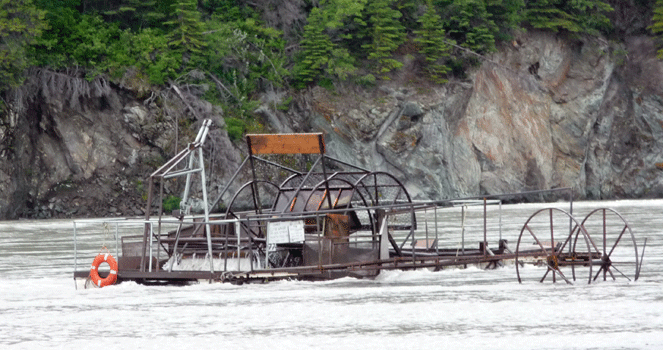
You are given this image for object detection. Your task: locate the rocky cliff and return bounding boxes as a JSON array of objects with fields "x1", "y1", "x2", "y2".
[{"x1": 2, "y1": 30, "x2": 663, "y2": 220}]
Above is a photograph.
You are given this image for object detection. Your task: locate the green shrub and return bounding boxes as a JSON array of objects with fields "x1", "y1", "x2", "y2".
[
  {"x1": 162, "y1": 195, "x2": 181, "y2": 213},
  {"x1": 225, "y1": 117, "x2": 246, "y2": 141},
  {"x1": 356, "y1": 73, "x2": 376, "y2": 87}
]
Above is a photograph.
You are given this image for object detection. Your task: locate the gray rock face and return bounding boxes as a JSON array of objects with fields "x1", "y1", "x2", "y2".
[
  {"x1": 301, "y1": 32, "x2": 663, "y2": 202},
  {"x1": 0, "y1": 76, "x2": 242, "y2": 219},
  {"x1": 2, "y1": 31, "x2": 663, "y2": 219}
]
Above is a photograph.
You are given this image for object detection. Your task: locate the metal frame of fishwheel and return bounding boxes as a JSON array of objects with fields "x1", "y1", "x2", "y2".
[
  {"x1": 515, "y1": 208, "x2": 594, "y2": 285},
  {"x1": 577, "y1": 208, "x2": 641, "y2": 283}
]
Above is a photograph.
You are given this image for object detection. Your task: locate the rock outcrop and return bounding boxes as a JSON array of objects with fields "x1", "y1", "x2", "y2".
[
  {"x1": 2, "y1": 30, "x2": 663, "y2": 219},
  {"x1": 300, "y1": 32, "x2": 663, "y2": 202}
]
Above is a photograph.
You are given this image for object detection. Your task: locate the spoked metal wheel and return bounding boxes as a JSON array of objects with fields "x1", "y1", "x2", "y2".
[
  {"x1": 515, "y1": 208, "x2": 593, "y2": 284},
  {"x1": 579, "y1": 208, "x2": 640, "y2": 282}
]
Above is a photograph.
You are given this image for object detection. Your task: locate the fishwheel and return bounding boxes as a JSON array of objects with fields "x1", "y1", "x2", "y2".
[
  {"x1": 578, "y1": 208, "x2": 640, "y2": 282},
  {"x1": 515, "y1": 208, "x2": 594, "y2": 284}
]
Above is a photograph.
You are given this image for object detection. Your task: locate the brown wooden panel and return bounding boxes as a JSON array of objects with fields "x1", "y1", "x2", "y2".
[{"x1": 247, "y1": 133, "x2": 325, "y2": 155}]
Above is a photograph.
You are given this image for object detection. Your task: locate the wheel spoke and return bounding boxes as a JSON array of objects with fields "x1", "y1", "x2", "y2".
[
  {"x1": 540, "y1": 268, "x2": 550, "y2": 283},
  {"x1": 593, "y1": 265, "x2": 605, "y2": 282},
  {"x1": 610, "y1": 264, "x2": 631, "y2": 281},
  {"x1": 606, "y1": 225, "x2": 627, "y2": 258},
  {"x1": 548, "y1": 263, "x2": 573, "y2": 285},
  {"x1": 602, "y1": 209, "x2": 607, "y2": 256},
  {"x1": 526, "y1": 225, "x2": 550, "y2": 255}
]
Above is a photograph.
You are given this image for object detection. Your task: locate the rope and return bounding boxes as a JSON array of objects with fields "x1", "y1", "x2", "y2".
[{"x1": 101, "y1": 222, "x2": 111, "y2": 250}]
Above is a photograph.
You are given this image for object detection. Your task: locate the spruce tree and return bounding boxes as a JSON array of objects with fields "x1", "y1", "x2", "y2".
[
  {"x1": 524, "y1": 0, "x2": 612, "y2": 35},
  {"x1": 296, "y1": 7, "x2": 333, "y2": 85},
  {"x1": 650, "y1": 0, "x2": 663, "y2": 58},
  {"x1": 444, "y1": 0, "x2": 498, "y2": 53},
  {"x1": 362, "y1": 0, "x2": 406, "y2": 77},
  {"x1": 485, "y1": 0, "x2": 524, "y2": 41},
  {"x1": 104, "y1": 0, "x2": 167, "y2": 31},
  {"x1": 415, "y1": 0, "x2": 452, "y2": 83},
  {"x1": 294, "y1": 0, "x2": 362, "y2": 87},
  {"x1": 166, "y1": 0, "x2": 206, "y2": 57}
]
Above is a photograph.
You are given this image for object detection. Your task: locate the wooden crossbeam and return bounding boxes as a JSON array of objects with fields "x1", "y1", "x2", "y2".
[{"x1": 246, "y1": 133, "x2": 325, "y2": 155}]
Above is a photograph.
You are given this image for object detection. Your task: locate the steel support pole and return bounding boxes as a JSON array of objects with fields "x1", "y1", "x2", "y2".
[
  {"x1": 237, "y1": 219, "x2": 241, "y2": 271},
  {"x1": 199, "y1": 147, "x2": 214, "y2": 275},
  {"x1": 483, "y1": 198, "x2": 487, "y2": 256},
  {"x1": 149, "y1": 222, "x2": 153, "y2": 272},
  {"x1": 73, "y1": 222, "x2": 77, "y2": 275}
]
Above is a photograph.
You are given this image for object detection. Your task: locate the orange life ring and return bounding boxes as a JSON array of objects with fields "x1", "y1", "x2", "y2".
[{"x1": 90, "y1": 253, "x2": 118, "y2": 287}]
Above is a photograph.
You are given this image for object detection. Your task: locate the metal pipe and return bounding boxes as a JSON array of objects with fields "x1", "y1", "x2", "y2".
[
  {"x1": 199, "y1": 147, "x2": 215, "y2": 275},
  {"x1": 638, "y1": 238, "x2": 647, "y2": 280},
  {"x1": 425, "y1": 207, "x2": 429, "y2": 248},
  {"x1": 435, "y1": 205, "x2": 439, "y2": 255},
  {"x1": 252, "y1": 156, "x2": 302, "y2": 175},
  {"x1": 499, "y1": 200, "x2": 502, "y2": 242},
  {"x1": 209, "y1": 156, "x2": 250, "y2": 211},
  {"x1": 281, "y1": 155, "x2": 323, "y2": 213},
  {"x1": 149, "y1": 147, "x2": 190, "y2": 178},
  {"x1": 157, "y1": 150, "x2": 193, "y2": 180},
  {"x1": 73, "y1": 221, "x2": 77, "y2": 280},
  {"x1": 237, "y1": 218, "x2": 241, "y2": 271},
  {"x1": 411, "y1": 207, "x2": 416, "y2": 263},
  {"x1": 322, "y1": 155, "x2": 370, "y2": 172},
  {"x1": 163, "y1": 168, "x2": 202, "y2": 179},
  {"x1": 181, "y1": 149, "x2": 196, "y2": 208},
  {"x1": 140, "y1": 177, "x2": 155, "y2": 272},
  {"x1": 483, "y1": 198, "x2": 487, "y2": 256},
  {"x1": 148, "y1": 222, "x2": 153, "y2": 272},
  {"x1": 265, "y1": 221, "x2": 270, "y2": 270},
  {"x1": 461, "y1": 205, "x2": 466, "y2": 255},
  {"x1": 115, "y1": 223, "x2": 119, "y2": 259}
]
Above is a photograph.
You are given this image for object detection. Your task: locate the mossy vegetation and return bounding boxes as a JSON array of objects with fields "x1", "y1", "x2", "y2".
[{"x1": 3, "y1": 0, "x2": 655, "y2": 140}]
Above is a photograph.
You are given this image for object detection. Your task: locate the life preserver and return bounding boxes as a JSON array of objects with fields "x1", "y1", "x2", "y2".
[{"x1": 90, "y1": 253, "x2": 118, "y2": 287}]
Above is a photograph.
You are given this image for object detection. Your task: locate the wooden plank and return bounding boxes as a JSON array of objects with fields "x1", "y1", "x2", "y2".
[{"x1": 247, "y1": 133, "x2": 325, "y2": 155}]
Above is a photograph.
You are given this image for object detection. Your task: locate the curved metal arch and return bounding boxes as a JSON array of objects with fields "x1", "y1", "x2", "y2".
[
  {"x1": 302, "y1": 177, "x2": 366, "y2": 212},
  {"x1": 279, "y1": 173, "x2": 306, "y2": 189},
  {"x1": 223, "y1": 180, "x2": 282, "y2": 242},
  {"x1": 225, "y1": 180, "x2": 282, "y2": 216},
  {"x1": 344, "y1": 171, "x2": 415, "y2": 236},
  {"x1": 290, "y1": 177, "x2": 373, "y2": 236},
  {"x1": 351, "y1": 171, "x2": 413, "y2": 207}
]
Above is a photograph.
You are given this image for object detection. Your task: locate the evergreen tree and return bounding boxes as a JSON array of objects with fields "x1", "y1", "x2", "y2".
[
  {"x1": 296, "y1": 8, "x2": 334, "y2": 85},
  {"x1": 444, "y1": 0, "x2": 498, "y2": 53},
  {"x1": 485, "y1": 0, "x2": 524, "y2": 41},
  {"x1": 294, "y1": 0, "x2": 364, "y2": 87},
  {"x1": 650, "y1": 0, "x2": 663, "y2": 58},
  {"x1": 166, "y1": 0, "x2": 206, "y2": 59},
  {"x1": 0, "y1": 0, "x2": 45, "y2": 91},
  {"x1": 415, "y1": 0, "x2": 452, "y2": 83},
  {"x1": 104, "y1": 0, "x2": 168, "y2": 31},
  {"x1": 524, "y1": 0, "x2": 613, "y2": 35},
  {"x1": 362, "y1": 0, "x2": 406, "y2": 77}
]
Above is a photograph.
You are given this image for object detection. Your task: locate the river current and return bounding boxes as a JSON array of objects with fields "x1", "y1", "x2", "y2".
[{"x1": 1, "y1": 200, "x2": 662, "y2": 349}]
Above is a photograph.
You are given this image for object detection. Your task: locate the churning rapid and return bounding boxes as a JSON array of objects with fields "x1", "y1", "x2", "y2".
[{"x1": 1, "y1": 199, "x2": 662, "y2": 349}]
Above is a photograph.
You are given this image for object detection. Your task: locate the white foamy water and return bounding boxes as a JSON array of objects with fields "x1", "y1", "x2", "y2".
[{"x1": 1, "y1": 200, "x2": 662, "y2": 349}]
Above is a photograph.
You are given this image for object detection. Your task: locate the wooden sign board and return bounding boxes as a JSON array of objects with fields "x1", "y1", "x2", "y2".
[
  {"x1": 247, "y1": 133, "x2": 325, "y2": 155},
  {"x1": 267, "y1": 220, "x2": 305, "y2": 244}
]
